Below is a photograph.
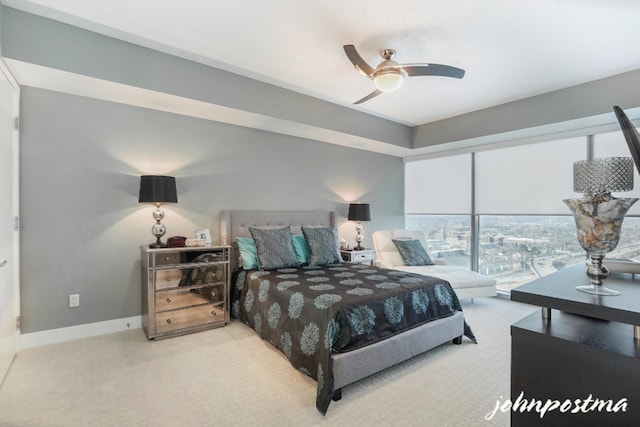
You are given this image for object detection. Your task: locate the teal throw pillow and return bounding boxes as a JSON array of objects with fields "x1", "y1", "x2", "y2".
[
  {"x1": 236, "y1": 237, "x2": 259, "y2": 270},
  {"x1": 291, "y1": 234, "x2": 310, "y2": 265}
]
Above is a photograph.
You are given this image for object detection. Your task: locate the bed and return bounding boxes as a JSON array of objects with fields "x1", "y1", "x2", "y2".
[{"x1": 220, "y1": 210, "x2": 475, "y2": 414}]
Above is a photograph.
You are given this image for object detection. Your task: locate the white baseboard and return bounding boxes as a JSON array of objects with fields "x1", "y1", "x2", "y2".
[{"x1": 19, "y1": 316, "x2": 142, "y2": 350}]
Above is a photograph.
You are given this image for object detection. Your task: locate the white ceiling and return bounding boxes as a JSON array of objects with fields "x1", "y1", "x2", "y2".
[{"x1": 5, "y1": 0, "x2": 640, "y2": 127}]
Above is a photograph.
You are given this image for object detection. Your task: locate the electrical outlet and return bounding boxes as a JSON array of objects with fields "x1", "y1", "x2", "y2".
[{"x1": 69, "y1": 294, "x2": 80, "y2": 308}]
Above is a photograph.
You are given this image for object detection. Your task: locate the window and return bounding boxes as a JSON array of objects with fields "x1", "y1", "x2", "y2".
[
  {"x1": 405, "y1": 215, "x2": 471, "y2": 269},
  {"x1": 478, "y1": 215, "x2": 581, "y2": 291},
  {"x1": 594, "y1": 130, "x2": 640, "y2": 215},
  {"x1": 405, "y1": 130, "x2": 640, "y2": 293},
  {"x1": 405, "y1": 154, "x2": 472, "y2": 268},
  {"x1": 475, "y1": 138, "x2": 586, "y2": 215},
  {"x1": 405, "y1": 154, "x2": 471, "y2": 214}
]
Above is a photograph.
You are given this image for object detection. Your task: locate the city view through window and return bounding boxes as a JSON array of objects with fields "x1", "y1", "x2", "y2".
[{"x1": 406, "y1": 214, "x2": 640, "y2": 292}]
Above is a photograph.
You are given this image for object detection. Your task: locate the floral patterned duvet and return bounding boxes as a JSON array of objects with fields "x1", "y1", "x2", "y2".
[{"x1": 231, "y1": 263, "x2": 475, "y2": 414}]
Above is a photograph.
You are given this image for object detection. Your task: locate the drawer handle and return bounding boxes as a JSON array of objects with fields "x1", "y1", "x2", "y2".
[
  {"x1": 166, "y1": 298, "x2": 172, "y2": 303},
  {"x1": 165, "y1": 276, "x2": 171, "y2": 281},
  {"x1": 164, "y1": 256, "x2": 172, "y2": 262},
  {"x1": 166, "y1": 319, "x2": 172, "y2": 324},
  {"x1": 211, "y1": 311, "x2": 216, "y2": 316}
]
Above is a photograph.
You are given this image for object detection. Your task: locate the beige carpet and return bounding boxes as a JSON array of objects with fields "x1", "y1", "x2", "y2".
[{"x1": 0, "y1": 297, "x2": 535, "y2": 427}]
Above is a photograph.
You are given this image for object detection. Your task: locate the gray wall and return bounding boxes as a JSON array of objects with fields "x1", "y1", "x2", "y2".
[
  {"x1": 6, "y1": 6, "x2": 640, "y2": 157},
  {"x1": 413, "y1": 68, "x2": 640, "y2": 149},
  {"x1": 12, "y1": 3, "x2": 640, "y2": 334},
  {"x1": 2, "y1": 7, "x2": 411, "y2": 150},
  {"x1": 19, "y1": 87, "x2": 404, "y2": 334}
]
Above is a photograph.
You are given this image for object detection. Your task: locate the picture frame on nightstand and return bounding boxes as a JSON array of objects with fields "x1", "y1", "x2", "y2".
[{"x1": 195, "y1": 228, "x2": 212, "y2": 245}]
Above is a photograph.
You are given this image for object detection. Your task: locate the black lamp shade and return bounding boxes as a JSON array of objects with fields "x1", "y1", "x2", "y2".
[
  {"x1": 138, "y1": 175, "x2": 178, "y2": 203},
  {"x1": 348, "y1": 203, "x2": 371, "y2": 221}
]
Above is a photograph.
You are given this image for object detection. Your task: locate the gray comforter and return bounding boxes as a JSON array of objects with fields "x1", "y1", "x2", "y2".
[{"x1": 231, "y1": 263, "x2": 475, "y2": 414}]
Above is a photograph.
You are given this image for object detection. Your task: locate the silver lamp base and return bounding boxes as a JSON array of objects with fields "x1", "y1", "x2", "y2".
[
  {"x1": 576, "y1": 253, "x2": 620, "y2": 296},
  {"x1": 149, "y1": 206, "x2": 167, "y2": 248},
  {"x1": 353, "y1": 222, "x2": 364, "y2": 250}
]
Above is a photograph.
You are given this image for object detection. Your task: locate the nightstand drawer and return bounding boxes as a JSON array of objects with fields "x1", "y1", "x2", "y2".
[
  {"x1": 341, "y1": 249, "x2": 375, "y2": 265},
  {"x1": 155, "y1": 286, "x2": 224, "y2": 312},
  {"x1": 155, "y1": 303, "x2": 225, "y2": 334},
  {"x1": 155, "y1": 269, "x2": 182, "y2": 290},
  {"x1": 351, "y1": 252, "x2": 373, "y2": 262},
  {"x1": 155, "y1": 252, "x2": 180, "y2": 266}
]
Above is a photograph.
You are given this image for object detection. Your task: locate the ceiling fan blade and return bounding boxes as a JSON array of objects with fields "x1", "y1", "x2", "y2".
[
  {"x1": 343, "y1": 44, "x2": 375, "y2": 77},
  {"x1": 354, "y1": 89, "x2": 383, "y2": 105},
  {"x1": 403, "y1": 64, "x2": 465, "y2": 79}
]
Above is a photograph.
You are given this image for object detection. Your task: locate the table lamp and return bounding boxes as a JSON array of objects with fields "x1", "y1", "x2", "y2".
[
  {"x1": 564, "y1": 157, "x2": 636, "y2": 295},
  {"x1": 138, "y1": 175, "x2": 178, "y2": 248},
  {"x1": 348, "y1": 203, "x2": 371, "y2": 250}
]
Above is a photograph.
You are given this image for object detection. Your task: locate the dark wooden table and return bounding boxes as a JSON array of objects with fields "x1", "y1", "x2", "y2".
[
  {"x1": 512, "y1": 263, "x2": 640, "y2": 334},
  {"x1": 510, "y1": 264, "x2": 640, "y2": 426}
]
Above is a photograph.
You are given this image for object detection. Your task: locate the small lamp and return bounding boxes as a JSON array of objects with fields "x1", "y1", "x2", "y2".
[
  {"x1": 139, "y1": 175, "x2": 178, "y2": 248},
  {"x1": 348, "y1": 203, "x2": 371, "y2": 251}
]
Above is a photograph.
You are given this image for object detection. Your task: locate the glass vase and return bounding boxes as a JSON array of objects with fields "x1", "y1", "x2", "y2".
[{"x1": 564, "y1": 196, "x2": 637, "y2": 296}]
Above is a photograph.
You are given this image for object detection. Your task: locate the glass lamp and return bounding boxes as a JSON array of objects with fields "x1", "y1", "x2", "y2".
[
  {"x1": 564, "y1": 157, "x2": 636, "y2": 295},
  {"x1": 373, "y1": 69, "x2": 404, "y2": 92},
  {"x1": 373, "y1": 49, "x2": 405, "y2": 93},
  {"x1": 138, "y1": 175, "x2": 178, "y2": 248},
  {"x1": 348, "y1": 203, "x2": 371, "y2": 251}
]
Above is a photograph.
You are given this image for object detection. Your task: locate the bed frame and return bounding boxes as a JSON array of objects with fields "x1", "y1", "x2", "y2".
[{"x1": 220, "y1": 210, "x2": 465, "y2": 400}]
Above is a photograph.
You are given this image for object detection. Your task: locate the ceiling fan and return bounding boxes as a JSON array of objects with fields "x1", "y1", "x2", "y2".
[{"x1": 343, "y1": 44, "x2": 465, "y2": 104}]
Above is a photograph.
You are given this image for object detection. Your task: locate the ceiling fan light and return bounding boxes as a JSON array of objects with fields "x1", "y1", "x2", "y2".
[{"x1": 373, "y1": 69, "x2": 404, "y2": 92}]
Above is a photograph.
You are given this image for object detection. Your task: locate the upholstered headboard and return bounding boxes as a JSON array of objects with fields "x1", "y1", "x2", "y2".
[{"x1": 220, "y1": 210, "x2": 336, "y2": 271}]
